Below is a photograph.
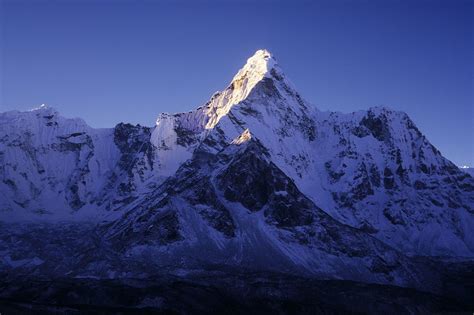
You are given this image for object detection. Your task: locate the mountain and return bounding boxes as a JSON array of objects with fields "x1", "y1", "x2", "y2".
[
  {"x1": 1, "y1": 50, "x2": 473, "y2": 311},
  {"x1": 461, "y1": 166, "x2": 474, "y2": 177}
]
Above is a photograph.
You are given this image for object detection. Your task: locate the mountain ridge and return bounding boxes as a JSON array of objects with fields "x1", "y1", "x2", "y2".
[{"x1": 1, "y1": 50, "x2": 473, "y2": 293}]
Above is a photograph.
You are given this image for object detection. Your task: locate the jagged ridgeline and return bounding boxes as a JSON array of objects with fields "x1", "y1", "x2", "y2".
[{"x1": 0, "y1": 50, "x2": 473, "y2": 297}]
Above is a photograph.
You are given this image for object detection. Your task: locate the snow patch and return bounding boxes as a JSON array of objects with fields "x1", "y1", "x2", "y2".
[{"x1": 231, "y1": 129, "x2": 252, "y2": 145}]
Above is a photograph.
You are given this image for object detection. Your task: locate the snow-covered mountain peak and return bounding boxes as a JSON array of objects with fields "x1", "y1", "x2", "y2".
[
  {"x1": 231, "y1": 49, "x2": 277, "y2": 83},
  {"x1": 197, "y1": 49, "x2": 302, "y2": 131},
  {"x1": 151, "y1": 50, "x2": 300, "y2": 137},
  {"x1": 29, "y1": 103, "x2": 55, "y2": 113},
  {"x1": 34, "y1": 103, "x2": 48, "y2": 109}
]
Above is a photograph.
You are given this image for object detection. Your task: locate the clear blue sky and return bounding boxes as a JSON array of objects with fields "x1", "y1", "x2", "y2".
[{"x1": 1, "y1": 0, "x2": 472, "y2": 166}]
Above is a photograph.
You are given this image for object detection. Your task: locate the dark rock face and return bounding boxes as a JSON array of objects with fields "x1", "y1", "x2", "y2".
[
  {"x1": 259, "y1": 77, "x2": 282, "y2": 98},
  {"x1": 171, "y1": 169, "x2": 236, "y2": 238},
  {"x1": 370, "y1": 164, "x2": 381, "y2": 187},
  {"x1": 352, "y1": 125, "x2": 370, "y2": 138},
  {"x1": 383, "y1": 207, "x2": 406, "y2": 225},
  {"x1": 350, "y1": 162, "x2": 374, "y2": 201},
  {"x1": 383, "y1": 167, "x2": 396, "y2": 189},
  {"x1": 103, "y1": 123, "x2": 159, "y2": 209},
  {"x1": 218, "y1": 141, "x2": 314, "y2": 227},
  {"x1": 299, "y1": 115, "x2": 317, "y2": 141},
  {"x1": 219, "y1": 144, "x2": 273, "y2": 212},
  {"x1": 264, "y1": 188, "x2": 314, "y2": 228},
  {"x1": 360, "y1": 110, "x2": 391, "y2": 142},
  {"x1": 196, "y1": 204, "x2": 236, "y2": 238},
  {"x1": 52, "y1": 132, "x2": 95, "y2": 210},
  {"x1": 139, "y1": 208, "x2": 182, "y2": 245},
  {"x1": 331, "y1": 161, "x2": 376, "y2": 209},
  {"x1": 114, "y1": 123, "x2": 154, "y2": 176},
  {"x1": 174, "y1": 124, "x2": 198, "y2": 147}
]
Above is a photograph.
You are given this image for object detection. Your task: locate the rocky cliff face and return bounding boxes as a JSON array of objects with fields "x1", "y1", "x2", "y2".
[{"x1": 0, "y1": 50, "x2": 473, "y2": 292}]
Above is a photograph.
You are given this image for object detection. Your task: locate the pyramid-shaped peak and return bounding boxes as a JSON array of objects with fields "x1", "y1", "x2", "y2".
[
  {"x1": 249, "y1": 49, "x2": 274, "y2": 63},
  {"x1": 197, "y1": 49, "x2": 298, "y2": 130},
  {"x1": 232, "y1": 49, "x2": 279, "y2": 83}
]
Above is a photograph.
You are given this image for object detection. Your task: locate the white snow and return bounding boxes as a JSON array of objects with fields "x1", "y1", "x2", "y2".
[{"x1": 231, "y1": 129, "x2": 252, "y2": 145}]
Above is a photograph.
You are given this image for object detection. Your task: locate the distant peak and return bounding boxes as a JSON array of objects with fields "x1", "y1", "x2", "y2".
[
  {"x1": 28, "y1": 104, "x2": 61, "y2": 115},
  {"x1": 31, "y1": 104, "x2": 49, "y2": 111},
  {"x1": 27, "y1": 104, "x2": 60, "y2": 116}
]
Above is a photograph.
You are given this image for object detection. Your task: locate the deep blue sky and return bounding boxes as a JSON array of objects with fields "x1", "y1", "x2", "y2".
[{"x1": 1, "y1": 0, "x2": 472, "y2": 166}]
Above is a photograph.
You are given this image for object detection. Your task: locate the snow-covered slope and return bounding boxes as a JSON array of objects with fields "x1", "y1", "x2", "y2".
[
  {"x1": 0, "y1": 106, "x2": 118, "y2": 220},
  {"x1": 460, "y1": 166, "x2": 474, "y2": 177},
  {"x1": 0, "y1": 107, "x2": 193, "y2": 221},
  {"x1": 1, "y1": 50, "x2": 473, "y2": 288}
]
